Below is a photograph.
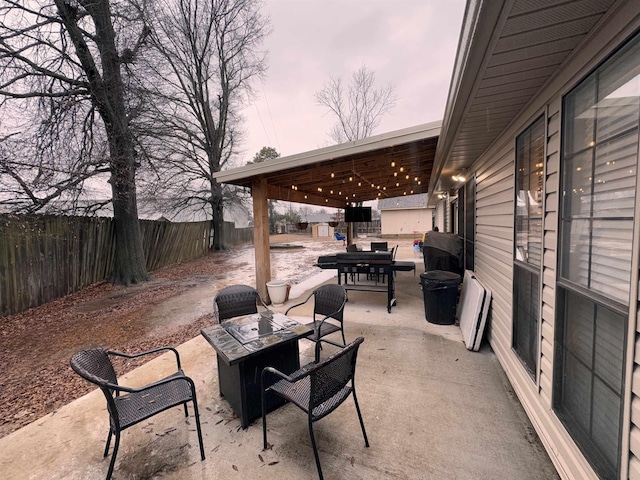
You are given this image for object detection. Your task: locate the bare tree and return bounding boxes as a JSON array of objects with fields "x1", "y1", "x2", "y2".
[
  {"x1": 0, "y1": 0, "x2": 151, "y2": 285},
  {"x1": 315, "y1": 65, "x2": 397, "y2": 144},
  {"x1": 136, "y1": 0, "x2": 270, "y2": 250}
]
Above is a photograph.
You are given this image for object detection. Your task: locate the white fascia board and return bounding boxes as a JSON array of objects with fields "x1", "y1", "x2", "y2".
[{"x1": 214, "y1": 121, "x2": 442, "y2": 183}]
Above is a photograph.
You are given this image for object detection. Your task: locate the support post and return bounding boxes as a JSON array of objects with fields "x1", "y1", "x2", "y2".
[
  {"x1": 346, "y1": 222, "x2": 353, "y2": 246},
  {"x1": 252, "y1": 177, "x2": 271, "y2": 302}
]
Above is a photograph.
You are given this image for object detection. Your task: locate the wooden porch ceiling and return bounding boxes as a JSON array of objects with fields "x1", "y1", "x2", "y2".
[{"x1": 215, "y1": 122, "x2": 440, "y2": 209}]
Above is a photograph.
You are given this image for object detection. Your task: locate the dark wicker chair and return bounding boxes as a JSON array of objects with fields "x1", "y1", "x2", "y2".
[
  {"x1": 70, "y1": 347, "x2": 205, "y2": 480},
  {"x1": 213, "y1": 284, "x2": 268, "y2": 323},
  {"x1": 370, "y1": 241, "x2": 388, "y2": 251},
  {"x1": 285, "y1": 283, "x2": 347, "y2": 344},
  {"x1": 261, "y1": 337, "x2": 369, "y2": 480}
]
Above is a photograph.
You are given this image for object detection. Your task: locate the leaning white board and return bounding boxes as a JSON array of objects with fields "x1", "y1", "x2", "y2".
[{"x1": 456, "y1": 270, "x2": 491, "y2": 351}]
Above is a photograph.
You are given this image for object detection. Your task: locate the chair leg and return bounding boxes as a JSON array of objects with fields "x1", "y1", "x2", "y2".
[
  {"x1": 183, "y1": 403, "x2": 189, "y2": 417},
  {"x1": 189, "y1": 395, "x2": 206, "y2": 461},
  {"x1": 352, "y1": 390, "x2": 370, "y2": 447},
  {"x1": 262, "y1": 386, "x2": 269, "y2": 449},
  {"x1": 103, "y1": 430, "x2": 112, "y2": 458},
  {"x1": 106, "y1": 430, "x2": 121, "y2": 480},
  {"x1": 308, "y1": 418, "x2": 324, "y2": 480}
]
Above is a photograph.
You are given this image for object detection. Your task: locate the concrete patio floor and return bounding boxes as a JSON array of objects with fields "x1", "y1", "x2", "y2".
[{"x1": 0, "y1": 260, "x2": 559, "y2": 479}]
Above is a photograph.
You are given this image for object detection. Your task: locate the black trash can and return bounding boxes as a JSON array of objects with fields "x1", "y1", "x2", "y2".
[{"x1": 420, "y1": 270, "x2": 461, "y2": 325}]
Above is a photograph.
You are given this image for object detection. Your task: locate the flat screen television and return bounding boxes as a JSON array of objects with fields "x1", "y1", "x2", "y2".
[{"x1": 344, "y1": 206, "x2": 372, "y2": 222}]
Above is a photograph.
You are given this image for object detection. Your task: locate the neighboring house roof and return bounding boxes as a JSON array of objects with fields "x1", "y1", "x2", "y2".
[
  {"x1": 378, "y1": 193, "x2": 428, "y2": 211},
  {"x1": 431, "y1": 0, "x2": 618, "y2": 201},
  {"x1": 214, "y1": 122, "x2": 440, "y2": 208}
]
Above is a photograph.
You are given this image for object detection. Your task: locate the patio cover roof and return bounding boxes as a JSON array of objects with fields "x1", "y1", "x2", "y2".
[{"x1": 214, "y1": 121, "x2": 440, "y2": 209}]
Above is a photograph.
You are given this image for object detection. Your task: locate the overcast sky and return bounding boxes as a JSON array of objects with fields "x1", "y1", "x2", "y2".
[{"x1": 238, "y1": 0, "x2": 467, "y2": 164}]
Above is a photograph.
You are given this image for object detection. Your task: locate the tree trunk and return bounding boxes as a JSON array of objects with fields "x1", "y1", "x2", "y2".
[
  {"x1": 71, "y1": 0, "x2": 149, "y2": 284},
  {"x1": 108, "y1": 137, "x2": 149, "y2": 285},
  {"x1": 211, "y1": 180, "x2": 225, "y2": 251}
]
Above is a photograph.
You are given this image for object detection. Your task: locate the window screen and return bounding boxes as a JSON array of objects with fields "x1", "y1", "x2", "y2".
[
  {"x1": 554, "y1": 31, "x2": 639, "y2": 479},
  {"x1": 513, "y1": 116, "x2": 544, "y2": 376}
]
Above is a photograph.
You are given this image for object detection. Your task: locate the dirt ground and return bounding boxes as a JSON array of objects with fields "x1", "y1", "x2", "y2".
[{"x1": 0, "y1": 234, "x2": 411, "y2": 438}]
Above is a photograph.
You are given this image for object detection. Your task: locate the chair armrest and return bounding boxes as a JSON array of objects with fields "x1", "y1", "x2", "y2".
[
  {"x1": 261, "y1": 366, "x2": 295, "y2": 383},
  {"x1": 107, "y1": 346, "x2": 182, "y2": 370},
  {"x1": 284, "y1": 291, "x2": 313, "y2": 315},
  {"x1": 109, "y1": 371, "x2": 194, "y2": 394},
  {"x1": 262, "y1": 363, "x2": 316, "y2": 385},
  {"x1": 312, "y1": 310, "x2": 342, "y2": 331},
  {"x1": 314, "y1": 338, "x2": 347, "y2": 363}
]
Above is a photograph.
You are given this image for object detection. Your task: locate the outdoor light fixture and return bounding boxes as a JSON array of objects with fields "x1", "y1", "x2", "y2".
[
  {"x1": 452, "y1": 170, "x2": 467, "y2": 183},
  {"x1": 394, "y1": 172, "x2": 397, "y2": 177},
  {"x1": 391, "y1": 161, "x2": 396, "y2": 167},
  {"x1": 399, "y1": 166, "x2": 404, "y2": 172},
  {"x1": 331, "y1": 172, "x2": 335, "y2": 178}
]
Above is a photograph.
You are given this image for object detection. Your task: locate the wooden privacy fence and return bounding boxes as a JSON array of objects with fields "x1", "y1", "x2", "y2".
[
  {"x1": 0, "y1": 214, "x2": 253, "y2": 317},
  {"x1": 222, "y1": 220, "x2": 253, "y2": 246},
  {"x1": 141, "y1": 219, "x2": 209, "y2": 271}
]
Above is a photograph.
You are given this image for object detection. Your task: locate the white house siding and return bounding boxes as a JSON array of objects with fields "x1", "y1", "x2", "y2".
[
  {"x1": 540, "y1": 103, "x2": 560, "y2": 410},
  {"x1": 447, "y1": 4, "x2": 640, "y2": 478},
  {"x1": 380, "y1": 208, "x2": 433, "y2": 236},
  {"x1": 473, "y1": 144, "x2": 514, "y2": 350},
  {"x1": 434, "y1": 202, "x2": 446, "y2": 232},
  {"x1": 468, "y1": 114, "x2": 600, "y2": 480}
]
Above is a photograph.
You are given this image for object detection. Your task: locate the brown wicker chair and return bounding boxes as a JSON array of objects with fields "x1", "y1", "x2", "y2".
[
  {"x1": 285, "y1": 283, "x2": 347, "y2": 344},
  {"x1": 261, "y1": 337, "x2": 369, "y2": 480},
  {"x1": 213, "y1": 284, "x2": 268, "y2": 323},
  {"x1": 70, "y1": 347, "x2": 205, "y2": 480}
]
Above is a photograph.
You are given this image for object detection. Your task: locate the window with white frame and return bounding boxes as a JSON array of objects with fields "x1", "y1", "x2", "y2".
[
  {"x1": 513, "y1": 116, "x2": 544, "y2": 376},
  {"x1": 554, "y1": 33, "x2": 640, "y2": 480}
]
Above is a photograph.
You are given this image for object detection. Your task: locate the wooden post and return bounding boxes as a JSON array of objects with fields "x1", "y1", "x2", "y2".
[
  {"x1": 346, "y1": 222, "x2": 353, "y2": 246},
  {"x1": 252, "y1": 177, "x2": 271, "y2": 302}
]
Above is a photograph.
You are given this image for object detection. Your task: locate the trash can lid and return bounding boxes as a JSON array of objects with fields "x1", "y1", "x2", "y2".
[{"x1": 420, "y1": 270, "x2": 461, "y2": 287}]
